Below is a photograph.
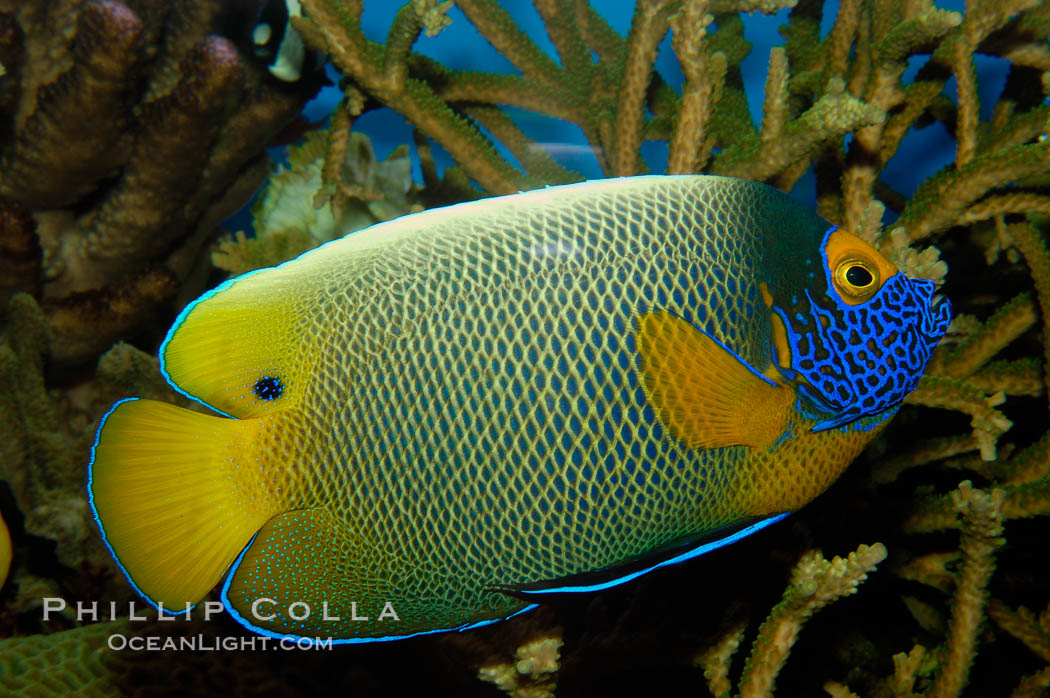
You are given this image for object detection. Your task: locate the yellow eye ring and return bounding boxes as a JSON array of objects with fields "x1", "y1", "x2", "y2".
[{"x1": 833, "y1": 258, "x2": 880, "y2": 301}]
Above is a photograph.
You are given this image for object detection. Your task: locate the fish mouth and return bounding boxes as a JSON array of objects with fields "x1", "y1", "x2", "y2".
[{"x1": 926, "y1": 293, "x2": 953, "y2": 339}]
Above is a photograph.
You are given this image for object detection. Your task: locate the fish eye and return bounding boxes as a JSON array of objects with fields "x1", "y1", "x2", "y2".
[
  {"x1": 253, "y1": 23, "x2": 272, "y2": 46},
  {"x1": 833, "y1": 258, "x2": 879, "y2": 301},
  {"x1": 845, "y1": 264, "x2": 873, "y2": 287},
  {"x1": 253, "y1": 375, "x2": 283, "y2": 401}
]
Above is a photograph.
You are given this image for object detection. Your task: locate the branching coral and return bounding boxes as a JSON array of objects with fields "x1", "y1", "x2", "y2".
[
  {"x1": 291, "y1": 0, "x2": 886, "y2": 196},
  {"x1": 0, "y1": 0, "x2": 320, "y2": 365},
  {"x1": 0, "y1": 292, "x2": 196, "y2": 617},
  {"x1": 876, "y1": 483, "x2": 1007, "y2": 698},
  {"x1": 478, "y1": 635, "x2": 565, "y2": 698},
  {"x1": 694, "y1": 544, "x2": 887, "y2": 697}
]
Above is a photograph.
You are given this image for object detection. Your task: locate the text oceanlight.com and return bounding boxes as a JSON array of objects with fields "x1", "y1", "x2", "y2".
[{"x1": 107, "y1": 634, "x2": 333, "y2": 651}]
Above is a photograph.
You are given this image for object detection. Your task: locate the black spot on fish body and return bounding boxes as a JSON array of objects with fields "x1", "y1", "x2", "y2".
[{"x1": 253, "y1": 375, "x2": 283, "y2": 401}]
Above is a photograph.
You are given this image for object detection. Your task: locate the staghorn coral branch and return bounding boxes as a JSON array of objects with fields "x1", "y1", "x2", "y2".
[
  {"x1": 963, "y1": 0, "x2": 1039, "y2": 48},
  {"x1": 896, "y1": 138, "x2": 1050, "y2": 241},
  {"x1": 666, "y1": 0, "x2": 722, "y2": 174},
  {"x1": 758, "y1": 46, "x2": 789, "y2": 144},
  {"x1": 737, "y1": 544, "x2": 887, "y2": 698},
  {"x1": 904, "y1": 478, "x2": 1050, "y2": 533},
  {"x1": 1010, "y1": 221, "x2": 1050, "y2": 409},
  {"x1": 823, "y1": 680, "x2": 861, "y2": 698},
  {"x1": 316, "y1": 100, "x2": 355, "y2": 219},
  {"x1": 878, "y1": 80, "x2": 945, "y2": 165},
  {"x1": 929, "y1": 292, "x2": 1038, "y2": 378},
  {"x1": 952, "y1": 33, "x2": 979, "y2": 168},
  {"x1": 574, "y1": 0, "x2": 626, "y2": 63},
  {"x1": 714, "y1": 78, "x2": 885, "y2": 181},
  {"x1": 893, "y1": 551, "x2": 960, "y2": 594},
  {"x1": 430, "y1": 68, "x2": 585, "y2": 123},
  {"x1": 455, "y1": 0, "x2": 564, "y2": 85},
  {"x1": 841, "y1": 5, "x2": 962, "y2": 229},
  {"x1": 478, "y1": 635, "x2": 563, "y2": 698},
  {"x1": 874, "y1": 7, "x2": 963, "y2": 67},
  {"x1": 998, "y1": 432, "x2": 1050, "y2": 485},
  {"x1": 824, "y1": 0, "x2": 860, "y2": 79},
  {"x1": 927, "y1": 482, "x2": 1005, "y2": 698},
  {"x1": 296, "y1": 0, "x2": 528, "y2": 195},
  {"x1": 904, "y1": 375, "x2": 1013, "y2": 461},
  {"x1": 980, "y1": 104, "x2": 1050, "y2": 154},
  {"x1": 891, "y1": 644, "x2": 927, "y2": 698},
  {"x1": 968, "y1": 358, "x2": 1045, "y2": 399},
  {"x1": 414, "y1": 0, "x2": 454, "y2": 36},
  {"x1": 383, "y1": 2, "x2": 426, "y2": 90},
  {"x1": 1012, "y1": 667, "x2": 1050, "y2": 698},
  {"x1": 533, "y1": 0, "x2": 592, "y2": 81},
  {"x1": 871, "y1": 433, "x2": 980, "y2": 484},
  {"x1": 988, "y1": 599, "x2": 1050, "y2": 663},
  {"x1": 960, "y1": 194, "x2": 1050, "y2": 225},
  {"x1": 467, "y1": 105, "x2": 580, "y2": 185},
  {"x1": 693, "y1": 608, "x2": 748, "y2": 698},
  {"x1": 611, "y1": 0, "x2": 675, "y2": 176}
]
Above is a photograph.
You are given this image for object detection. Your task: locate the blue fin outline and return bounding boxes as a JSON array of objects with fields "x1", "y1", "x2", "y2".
[{"x1": 501, "y1": 512, "x2": 790, "y2": 595}]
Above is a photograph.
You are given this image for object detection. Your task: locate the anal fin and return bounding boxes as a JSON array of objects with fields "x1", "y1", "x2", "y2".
[
  {"x1": 498, "y1": 513, "x2": 790, "y2": 595},
  {"x1": 222, "y1": 509, "x2": 537, "y2": 643}
]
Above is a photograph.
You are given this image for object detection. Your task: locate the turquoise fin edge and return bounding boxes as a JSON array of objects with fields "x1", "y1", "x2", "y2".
[{"x1": 501, "y1": 512, "x2": 790, "y2": 595}]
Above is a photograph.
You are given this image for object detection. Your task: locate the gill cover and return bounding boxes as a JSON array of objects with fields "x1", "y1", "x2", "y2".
[{"x1": 774, "y1": 228, "x2": 951, "y2": 429}]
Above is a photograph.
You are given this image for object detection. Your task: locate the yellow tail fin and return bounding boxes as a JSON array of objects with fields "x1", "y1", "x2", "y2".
[{"x1": 88, "y1": 399, "x2": 282, "y2": 610}]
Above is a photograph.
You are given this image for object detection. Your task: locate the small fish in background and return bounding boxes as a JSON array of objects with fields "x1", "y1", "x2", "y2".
[
  {"x1": 250, "y1": 0, "x2": 322, "y2": 82},
  {"x1": 88, "y1": 176, "x2": 951, "y2": 643}
]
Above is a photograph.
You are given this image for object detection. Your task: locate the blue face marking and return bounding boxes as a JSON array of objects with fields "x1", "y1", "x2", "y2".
[{"x1": 775, "y1": 232, "x2": 952, "y2": 430}]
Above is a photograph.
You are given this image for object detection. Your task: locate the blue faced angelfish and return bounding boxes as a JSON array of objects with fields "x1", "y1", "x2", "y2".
[{"x1": 88, "y1": 176, "x2": 951, "y2": 643}]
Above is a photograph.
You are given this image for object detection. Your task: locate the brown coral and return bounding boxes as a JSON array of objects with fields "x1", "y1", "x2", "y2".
[{"x1": 0, "y1": 0, "x2": 321, "y2": 365}]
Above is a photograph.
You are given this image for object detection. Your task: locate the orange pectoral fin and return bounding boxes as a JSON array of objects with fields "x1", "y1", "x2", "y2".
[{"x1": 635, "y1": 311, "x2": 795, "y2": 451}]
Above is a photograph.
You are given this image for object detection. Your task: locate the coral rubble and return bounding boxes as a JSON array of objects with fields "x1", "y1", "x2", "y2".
[{"x1": 0, "y1": 0, "x2": 321, "y2": 365}]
